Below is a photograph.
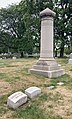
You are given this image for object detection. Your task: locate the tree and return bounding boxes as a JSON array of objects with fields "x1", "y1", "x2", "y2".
[
  {"x1": 0, "y1": 0, "x2": 71, "y2": 58},
  {"x1": 0, "y1": 4, "x2": 26, "y2": 56},
  {"x1": 54, "y1": 0, "x2": 72, "y2": 57},
  {"x1": 0, "y1": 0, "x2": 54, "y2": 56}
]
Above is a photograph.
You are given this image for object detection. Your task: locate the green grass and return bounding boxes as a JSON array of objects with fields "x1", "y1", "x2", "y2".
[
  {"x1": 13, "y1": 96, "x2": 63, "y2": 119},
  {"x1": 0, "y1": 58, "x2": 72, "y2": 119},
  {"x1": 15, "y1": 105, "x2": 46, "y2": 119},
  {"x1": 15, "y1": 106, "x2": 63, "y2": 119},
  {"x1": 51, "y1": 74, "x2": 72, "y2": 89},
  {"x1": 0, "y1": 73, "x2": 8, "y2": 79}
]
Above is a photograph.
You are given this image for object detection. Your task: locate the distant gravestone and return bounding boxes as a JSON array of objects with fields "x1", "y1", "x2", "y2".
[
  {"x1": 12, "y1": 57, "x2": 16, "y2": 59},
  {"x1": 68, "y1": 53, "x2": 72, "y2": 64},
  {"x1": 7, "y1": 91, "x2": 27, "y2": 109},
  {"x1": 70, "y1": 53, "x2": 72, "y2": 59},
  {"x1": 57, "y1": 82, "x2": 64, "y2": 85},
  {"x1": 47, "y1": 86, "x2": 55, "y2": 89},
  {"x1": 25, "y1": 87, "x2": 41, "y2": 99}
]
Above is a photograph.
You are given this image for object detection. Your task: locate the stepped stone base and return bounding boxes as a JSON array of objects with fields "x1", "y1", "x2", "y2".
[
  {"x1": 30, "y1": 58, "x2": 65, "y2": 78},
  {"x1": 68, "y1": 59, "x2": 72, "y2": 64}
]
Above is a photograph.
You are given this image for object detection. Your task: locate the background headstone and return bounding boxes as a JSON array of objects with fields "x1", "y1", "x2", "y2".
[
  {"x1": 70, "y1": 53, "x2": 72, "y2": 59},
  {"x1": 68, "y1": 53, "x2": 72, "y2": 64},
  {"x1": 12, "y1": 57, "x2": 16, "y2": 59}
]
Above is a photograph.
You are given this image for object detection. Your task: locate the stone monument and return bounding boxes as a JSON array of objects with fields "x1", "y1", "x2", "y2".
[
  {"x1": 30, "y1": 8, "x2": 65, "y2": 78},
  {"x1": 68, "y1": 53, "x2": 72, "y2": 64}
]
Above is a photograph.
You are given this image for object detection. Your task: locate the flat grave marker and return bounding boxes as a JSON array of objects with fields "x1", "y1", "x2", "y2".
[
  {"x1": 57, "y1": 82, "x2": 64, "y2": 86},
  {"x1": 25, "y1": 87, "x2": 41, "y2": 99},
  {"x1": 47, "y1": 86, "x2": 55, "y2": 89},
  {"x1": 7, "y1": 91, "x2": 27, "y2": 109}
]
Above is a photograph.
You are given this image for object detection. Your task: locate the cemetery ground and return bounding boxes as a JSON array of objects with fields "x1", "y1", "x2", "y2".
[{"x1": 0, "y1": 58, "x2": 72, "y2": 119}]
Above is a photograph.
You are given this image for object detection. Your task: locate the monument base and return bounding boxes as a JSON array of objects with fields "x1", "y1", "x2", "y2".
[
  {"x1": 68, "y1": 59, "x2": 72, "y2": 64},
  {"x1": 30, "y1": 58, "x2": 65, "y2": 78}
]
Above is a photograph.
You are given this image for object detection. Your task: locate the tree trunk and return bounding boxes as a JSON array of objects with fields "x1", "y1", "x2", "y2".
[
  {"x1": 20, "y1": 51, "x2": 24, "y2": 58},
  {"x1": 55, "y1": 49, "x2": 57, "y2": 57},
  {"x1": 60, "y1": 43, "x2": 64, "y2": 57}
]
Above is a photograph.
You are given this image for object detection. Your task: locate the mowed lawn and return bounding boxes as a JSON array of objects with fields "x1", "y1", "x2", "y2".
[{"x1": 0, "y1": 58, "x2": 72, "y2": 119}]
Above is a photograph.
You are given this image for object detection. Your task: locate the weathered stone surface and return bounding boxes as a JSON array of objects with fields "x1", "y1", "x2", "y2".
[
  {"x1": 7, "y1": 91, "x2": 27, "y2": 109},
  {"x1": 25, "y1": 87, "x2": 41, "y2": 99},
  {"x1": 30, "y1": 7, "x2": 65, "y2": 78},
  {"x1": 40, "y1": 8, "x2": 56, "y2": 17},
  {"x1": 30, "y1": 68, "x2": 64, "y2": 78}
]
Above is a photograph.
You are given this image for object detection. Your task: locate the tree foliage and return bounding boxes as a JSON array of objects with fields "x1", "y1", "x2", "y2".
[
  {"x1": 54, "y1": 0, "x2": 72, "y2": 57},
  {"x1": 0, "y1": 0, "x2": 71, "y2": 57}
]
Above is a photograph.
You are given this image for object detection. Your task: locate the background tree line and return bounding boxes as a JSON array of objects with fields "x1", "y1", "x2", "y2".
[{"x1": 0, "y1": 0, "x2": 72, "y2": 57}]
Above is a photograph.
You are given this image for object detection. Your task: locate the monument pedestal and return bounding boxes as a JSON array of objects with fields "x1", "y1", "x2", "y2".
[
  {"x1": 30, "y1": 8, "x2": 65, "y2": 78},
  {"x1": 30, "y1": 58, "x2": 64, "y2": 78}
]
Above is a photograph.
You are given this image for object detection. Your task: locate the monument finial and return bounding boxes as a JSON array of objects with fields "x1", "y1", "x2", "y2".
[{"x1": 40, "y1": 8, "x2": 56, "y2": 18}]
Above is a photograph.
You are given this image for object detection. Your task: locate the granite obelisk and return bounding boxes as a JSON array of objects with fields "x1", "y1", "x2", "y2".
[{"x1": 30, "y1": 8, "x2": 65, "y2": 78}]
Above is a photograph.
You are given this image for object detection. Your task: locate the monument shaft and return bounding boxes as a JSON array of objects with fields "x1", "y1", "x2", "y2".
[{"x1": 40, "y1": 17, "x2": 53, "y2": 58}]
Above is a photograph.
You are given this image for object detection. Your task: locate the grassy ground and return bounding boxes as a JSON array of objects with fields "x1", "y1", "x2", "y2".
[{"x1": 0, "y1": 58, "x2": 72, "y2": 119}]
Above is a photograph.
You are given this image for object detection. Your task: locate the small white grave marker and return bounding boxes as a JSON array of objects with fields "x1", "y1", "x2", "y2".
[
  {"x1": 57, "y1": 82, "x2": 64, "y2": 85},
  {"x1": 47, "y1": 86, "x2": 55, "y2": 89},
  {"x1": 25, "y1": 87, "x2": 41, "y2": 99},
  {"x1": 12, "y1": 57, "x2": 16, "y2": 59},
  {"x1": 7, "y1": 91, "x2": 27, "y2": 109},
  {"x1": 68, "y1": 53, "x2": 72, "y2": 64},
  {"x1": 70, "y1": 53, "x2": 72, "y2": 59}
]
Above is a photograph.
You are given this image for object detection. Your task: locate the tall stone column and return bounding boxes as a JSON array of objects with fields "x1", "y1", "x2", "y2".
[
  {"x1": 30, "y1": 8, "x2": 65, "y2": 78},
  {"x1": 40, "y1": 9, "x2": 54, "y2": 59}
]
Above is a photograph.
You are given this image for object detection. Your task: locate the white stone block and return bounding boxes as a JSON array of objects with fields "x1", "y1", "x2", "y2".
[
  {"x1": 68, "y1": 59, "x2": 72, "y2": 64},
  {"x1": 70, "y1": 53, "x2": 72, "y2": 59},
  {"x1": 25, "y1": 87, "x2": 41, "y2": 99},
  {"x1": 7, "y1": 91, "x2": 27, "y2": 109},
  {"x1": 47, "y1": 86, "x2": 55, "y2": 89},
  {"x1": 12, "y1": 57, "x2": 16, "y2": 59},
  {"x1": 57, "y1": 82, "x2": 64, "y2": 85}
]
